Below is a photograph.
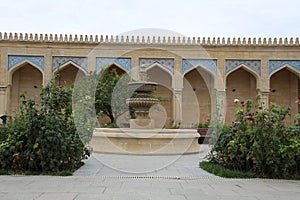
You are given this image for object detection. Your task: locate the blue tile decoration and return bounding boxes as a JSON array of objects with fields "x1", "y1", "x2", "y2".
[
  {"x1": 139, "y1": 58, "x2": 174, "y2": 74},
  {"x1": 96, "y1": 57, "x2": 131, "y2": 72},
  {"x1": 8, "y1": 55, "x2": 44, "y2": 71},
  {"x1": 225, "y1": 60, "x2": 261, "y2": 75},
  {"x1": 269, "y1": 60, "x2": 300, "y2": 75},
  {"x1": 182, "y1": 59, "x2": 217, "y2": 75},
  {"x1": 52, "y1": 56, "x2": 88, "y2": 72}
]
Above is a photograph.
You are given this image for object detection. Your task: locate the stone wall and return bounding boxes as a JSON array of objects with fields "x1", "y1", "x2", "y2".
[{"x1": 0, "y1": 32, "x2": 299, "y2": 125}]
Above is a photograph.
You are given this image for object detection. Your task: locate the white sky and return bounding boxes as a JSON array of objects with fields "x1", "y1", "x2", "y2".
[{"x1": 0, "y1": 0, "x2": 299, "y2": 38}]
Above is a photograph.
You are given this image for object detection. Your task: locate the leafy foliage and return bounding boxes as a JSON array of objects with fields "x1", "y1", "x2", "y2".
[
  {"x1": 72, "y1": 71, "x2": 98, "y2": 144},
  {"x1": 95, "y1": 68, "x2": 132, "y2": 124},
  {"x1": 207, "y1": 98, "x2": 300, "y2": 179},
  {"x1": 0, "y1": 80, "x2": 89, "y2": 173}
]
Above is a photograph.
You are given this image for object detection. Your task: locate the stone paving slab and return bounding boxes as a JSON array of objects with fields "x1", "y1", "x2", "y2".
[
  {"x1": 0, "y1": 145, "x2": 299, "y2": 199},
  {"x1": 0, "y1": 176, "x2": 299, "y2": 200}
]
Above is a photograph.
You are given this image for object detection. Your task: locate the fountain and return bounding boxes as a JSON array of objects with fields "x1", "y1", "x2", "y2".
[
  {"x1": 90, "y1": 65, "x2": 200, "y2": 155},
  {"x1": 126, "y1": 65, "x2": 159, "y2": 129}
]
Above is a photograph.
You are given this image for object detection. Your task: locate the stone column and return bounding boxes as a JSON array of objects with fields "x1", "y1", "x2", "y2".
[
  {"x1": 213, "y1": 90, "x2": 226, "y2": 124},
  {"x1": 0, "y1": 48, "x2": 9, "y2": 114},
  {"x1": 259, "y1": 90, "x2": 270, "y2": 109},
  {"x1": 88, "y1": 51, "x2": 96, "y2": 72},
  {"x1": 173, "y1": 59, "x2": 183, "y2": 122},
  {"x1": 43, "y1": 49, "x2": 53, "y2": 85},
  {"x1": 0, "y1": 87, "x2": 7, "y2": 114},
  {"x1": 173, "y1": 89, "x2": 182, "y2": 122},
  {"x1": 259, "y1": 58, "x2": 270, "y2": 109}
]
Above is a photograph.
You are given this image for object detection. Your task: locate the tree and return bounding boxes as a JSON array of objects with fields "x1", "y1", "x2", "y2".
[{"x1": 95, "y1": 67, "x2": 132, "y2": 124}]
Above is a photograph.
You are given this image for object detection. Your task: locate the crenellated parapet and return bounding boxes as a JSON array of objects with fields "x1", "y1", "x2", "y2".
[{"x1": 0, "y1": 32, "x2": 299, "y2": 46}]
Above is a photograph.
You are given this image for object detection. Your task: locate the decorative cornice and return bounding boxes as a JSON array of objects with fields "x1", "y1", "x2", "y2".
[{"x1": 0, "y1": 32, "x2": 300, "y2": 46}]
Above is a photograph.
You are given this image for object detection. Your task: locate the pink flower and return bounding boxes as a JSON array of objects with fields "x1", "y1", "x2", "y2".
[{"x1": 244, "y1": 115, "x2": 252, "y2": 120}]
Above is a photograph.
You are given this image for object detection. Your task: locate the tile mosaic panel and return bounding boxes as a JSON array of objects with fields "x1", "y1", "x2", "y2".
[
  {"x1": 52, "y1": 56, "x2": 88, "y2": 71},
  {"x1": 225, "y1": 60, "x2": 261, "y2": 75},
  {"x1": 269, "y1": 60, "x2": 300, "y2": 74},
  {"x1": 182, "y1": 59, "x2": 217, "y2": 75},
  {"x1": 139, "y1": 58, "x2": 174, "y2": 73},
  {"x1": 96, "y1": 57, "x2": 131, "y2": 72},
  {"x1": 8, "y1": 55, "x2": 44, "y2": 71}
]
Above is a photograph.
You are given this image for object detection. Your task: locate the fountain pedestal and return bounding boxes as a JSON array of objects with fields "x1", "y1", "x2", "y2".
[{"x1": 130, "y1": 119, "x2": 155, "y2": 129}]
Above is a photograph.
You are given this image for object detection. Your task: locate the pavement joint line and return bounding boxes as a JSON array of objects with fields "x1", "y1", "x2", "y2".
[
  {"x1": 3, "y1": 175, "x2": 300, "y2": 183},
  {"x1": 98, "y1": 175, "x2": 216, "y2": 180}
]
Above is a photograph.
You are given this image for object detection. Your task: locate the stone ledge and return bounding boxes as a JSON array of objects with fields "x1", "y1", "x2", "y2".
[{"x1": 90, "y1": 128, "x2": 200, "y2": 155}]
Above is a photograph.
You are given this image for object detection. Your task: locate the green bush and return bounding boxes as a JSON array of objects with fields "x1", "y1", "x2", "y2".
[
  {"x1": 207, "y1": 98, "x2": 300, "y2": 179},
  {"x1": 0, "y1": 80, "x2": 90, "y2": 173}
]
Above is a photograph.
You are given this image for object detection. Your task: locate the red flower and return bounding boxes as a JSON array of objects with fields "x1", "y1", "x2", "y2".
[{"x1": 244, "y1": 115, "x2": 252, "y2": 120}]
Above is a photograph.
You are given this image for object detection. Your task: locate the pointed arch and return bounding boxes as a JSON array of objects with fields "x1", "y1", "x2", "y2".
[
  {"x1": 269, "y1": 64, "x2": 300, "y2": 78},
  {"x1": 225, "y1": 67, "x2": 257, "y2": 124},
  {"x1": 53, "y1": 60, "x2": 87, "y2": 75},
  {"x1": 97, "y1": 62, "x2": 128, "y2": 75},
  {"x1": 182, "y1": 67, "x2": 213, "y2": 125},
  {"x1": 145, "y1": 63, "x2": 174, "y2": 88},
  {"x1": 146, "y1": 62, "x2": 173, "y2": 77},
  {"x1": 8, "y1": 60, "x2": 44, "y2": 85},
  {"x1": 9, "y1": 62, "x2": 43, "y2": 114},
  {"x1": 269, "y1": 68, "x2": 299, "y2": 125},
  {"x1": 183, "y1": 63, "x2": 216, "y2": 78},
  {"x1": 96, "y1": 57, "x2": 131, "y2": 73},
  {"x1": 146, "y1": 63, "x2": 173, "y2": 85},
  {"x1": 54, "y1": 62, "x2": 86, "y2": 88},
  {"x1": 146, "y1": 64, "x2": 174, "y2": 127},
  {"x1": 225, "y1": 64, "x2": 261, "y2": 89}
]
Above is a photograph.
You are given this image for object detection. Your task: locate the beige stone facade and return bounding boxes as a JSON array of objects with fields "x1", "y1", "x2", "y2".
[{"x1": 0, "y1": 33, "x2": 299, "y2": 126}]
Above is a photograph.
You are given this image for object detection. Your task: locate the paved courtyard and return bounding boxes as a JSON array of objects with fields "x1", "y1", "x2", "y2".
[{"x1": 0, "y1": 145, "x2": 299, "y2": 200}]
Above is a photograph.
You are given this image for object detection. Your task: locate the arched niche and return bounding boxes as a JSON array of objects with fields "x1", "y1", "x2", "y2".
[
  {"x1": 182, "y1": 67, "x2": 214, "y2": 126},
  {"x1": 146, "y1": 64, "x2": 173, "y2": 127},
  {"x1": 225, "y1": 68, "x2": 257, "y2": 125},
  {"x1": 54, "y1": 62, "x2": 86, "y2": 88},
  {"x1": 269, "y1": 68, "x2": 300, "y2": 125},
  {"x1": 98, "y1": 63, "x2": 128, "y2": 126},
  {"x1": 10, "y1": 63, "x2": 43, "y2": 114}
]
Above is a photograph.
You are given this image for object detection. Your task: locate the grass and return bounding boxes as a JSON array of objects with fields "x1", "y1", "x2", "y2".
[{"x1": 200, "y1": 161, "x2": 256, "y2": 178}]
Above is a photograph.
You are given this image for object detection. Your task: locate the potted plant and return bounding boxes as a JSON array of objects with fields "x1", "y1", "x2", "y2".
[{"x1": 197, "y1": 120, "x2": 211, "y2": 144}]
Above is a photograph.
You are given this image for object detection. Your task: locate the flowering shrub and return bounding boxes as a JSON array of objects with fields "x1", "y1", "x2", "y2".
[
  {"x1": 0, "y1": 80, "x2": 90, "y2": 173},
  {"x1": 207, "y1": 97, "x2": 300, "y2": 178}
]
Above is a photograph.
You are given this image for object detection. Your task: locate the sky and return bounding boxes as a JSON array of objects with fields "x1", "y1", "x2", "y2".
[{"x1": 0, "y1": 0, "x2": 300, "y2": 38}]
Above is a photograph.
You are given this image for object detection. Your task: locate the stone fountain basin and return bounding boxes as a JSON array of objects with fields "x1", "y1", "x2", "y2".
[
  {"x1": 126, "y1": 98, "x2": 159, "y2": 107},
  {"x1": 90, "y1": 128, "x2": 200, "y2": 155}
]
